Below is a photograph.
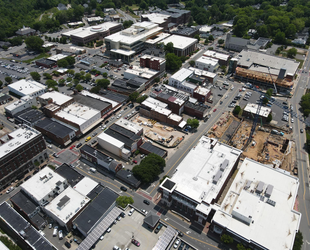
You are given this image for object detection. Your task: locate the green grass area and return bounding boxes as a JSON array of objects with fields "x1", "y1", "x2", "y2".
[
  {"x1": 23, "y1": 53, "x2": 50, "y2": 64},
  {"x1": 120, "y1": 4, "x2": 139, "y2": 11},
  {"x1": 296, "y1": 59, "x2": 304, "y2": 68}
]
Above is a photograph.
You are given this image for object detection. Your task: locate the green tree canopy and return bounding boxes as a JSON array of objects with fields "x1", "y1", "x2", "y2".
[
  {"x1": 5, "y1": 77, "x2": 12, "y2": 84},
  {"x1": 233, "y1": 105, "x2": 241, "y2": 116},
  {"x1": 116, "y1": 196, "x2": 134, "y2": 208},
  {"x1": 57, "y1": 59, "x2": 69, "y2": 68},
  {"x1": 136, "y1": 95, "x2": 148, "y2": 103},
  {"x1": 85, "y1": 73, "x2": 92, "y2": 82},
  {"x1": 293, "y1": 231, "x2": 303, "y2": 250},
  {"x1": 30, "y1": 72, "x2": 41, "y2": 81},
  {"x1": 76, "y1": 84, "x2": 83, "y2": 92},
  {"x1": 287, "y1": 47, "x2": 297, "y2": 58},
  {"x1": 129, "y1": 92, "x2": 139, "y2": 102},
  {"x1": 266, "y1": 88, "x2": 273, "y2": 97},
  {"x1": 166, "y1": 53, "x2": 182, "y2": 72},
  {"x1": 274, "y1": 30, "x2": 286, "y2": 44},
  {"x1": 25, "y1": 36, "x2": 44, "y2": 52},
  {"x1": 220, "y1": 234, "x2": 233, "y2": 244},
  {"x1": 189, "y1": 60, "x2": 195, "y2": 67},
  {"x1": 43, "y1": 73, "x2": 52, "y2": 79},
  {"x1": 0, "y1": 80, "x2": 3, "y2": 88},
  {"x1": 123, "y1": 20, "x2": 133, "y2": 29},
  {"x1": 96, "y1": 79, "x2": 110, "y2": 88},
  {"x1": 164, "y1": 42, "x2": 174, "y2": 54},
  {"x1": 58, "y1": 78, "x2": 66, "y2": 86},
  {"x1": 187, "y1": 118, "x2": 200, "y2": 128}
]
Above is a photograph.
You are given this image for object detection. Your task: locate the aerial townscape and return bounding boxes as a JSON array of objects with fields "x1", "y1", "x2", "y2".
[{"x1": 0, "y1": 0, "x2": 309, "y2": 250}]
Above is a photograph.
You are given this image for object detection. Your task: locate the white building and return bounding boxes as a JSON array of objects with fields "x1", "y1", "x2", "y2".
[
  {"x1": 5, "y1": 95, "x2": 37, "y2": 116},
  {"x1": 203, "y1": 50, "x2": 230, "y2": 65},
  {"x1": 243, "y1": 103, "x2": 271, "y2": 121},
  {"x1": 54, "y1": 103, "x2": 101, "y2": 134},
  {"x1": 124, "y1": 65, "x2": 159, "y2": 80},
  {"x1": 115, "y1": 118, "x2": 143, "y2": 135},
  {"x1": 87, "y1": 16, "x2": 103, "y2": 23},
  {"x1": 161, "y1": 34, "x2": 198, "y2": 57},
  {"x1": 44, "y1": 186, "x2": 90, "y2": 231},
  {"x1": 73, "y1": 177, "x2": 98, "y2": 197},
  {"x1": 97, "y1": 132, "x2": 131, "y2": 160},
  {"x1": 48, "y1": 54, "x2": 68, "y2": 62},
  {"x1": 169, "y1": 68, "x2": 197, "y2": 95},
  {"x1": 159, "y1": 136, "x2": 242, "y2": 225},
  {"x1": 195, "y1": 56, "x2": 219, "y2": 72},
  {"x1": 39, "y1": 91, "x2": 73, "y2": 107},
  {"x1": 188, "y1": 67, "x2": 218, "y2": 84},
  {"x1": 212, "y1": 158, "x2": 301, "y2": 250},
  {"x1": 141, "y1": 13, "x2": 170, "y2": 26},
  {"x1": 21, "y1": 167, "x2": 67, "y2": 206},
  {"x1": 8, "y1": 79, "x2": 46, "y2": 98}
]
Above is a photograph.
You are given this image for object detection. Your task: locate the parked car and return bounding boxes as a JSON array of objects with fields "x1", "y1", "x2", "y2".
[
  {"x1": 173, "y1": 239, "x2": 180, "y2": 248},
  {"x1": 6, "y1": 187, "x2": 14, "y2": 194},
  {"x1": 76, "y1": 143, "x2": 82, "y2": 148},
  {"x1": 64, "y1": 241, "x2": 71, "y2": 248},
  {"x1": 300, "y1": 129, "x2": 304, "y2": 133},
  {"x1": 143, "y1": 199, "x2": 150, "y2": 205},
  {"x1": 131, "y1": 239, "x2": 140, "y2": 247},
  {"x1": 24, "y1": 176, "x2": 31, "y2": 181},
  {"x1": 128, "y1": 208, "x2": 134, "y2": 216},
  {"x1": 59, "y1": 230, "x2": 63, "y2": 240},
  {"x1": 120, "y1": 186, "x2": 127, "y2": 192},
  {"x1": 133, "y1": 160, "x2": 138, "y2": 164},
  {"x1": 106, "y1": 228, "x2": 111, "y2": 233},
  {"x1": 155, "y1": 223, "x2": 162, "y2": 233}
]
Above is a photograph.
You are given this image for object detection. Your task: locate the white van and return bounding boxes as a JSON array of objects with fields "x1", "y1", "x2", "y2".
[
  {"x1": 90, "y1": 168, "x2": 96, "y2": 173},
  {"x1": 53, "y1": 226, "x2": 58, "y2": 237},
  {"x1": 128, "y1": 208, "x2": 134, "y2": 216}
]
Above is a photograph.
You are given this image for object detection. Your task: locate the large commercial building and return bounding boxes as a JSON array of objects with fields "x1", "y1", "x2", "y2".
[
  {"x1": 203, "y1": 51, "x2": 230, "y2": 66},
  {"x1": 39, "y1": 91, "x2": 74, "y2": 108},
  {"x1": 0, "y1": 126, "x2": 48, "y2": 191},
  {"x1": 168, "y1": 68, "x2": 197, "y2": 95},
  {"x1": 62, "y1": 22, "x2": 122, "y2": 45},
  {"x1": 5, "y1": 95, "x2": 37, "y2": 117},
  {"x1": 105, "y1": 22, "x2": 163, "y2": 61},
  {"x1": 8, "y1": 79, "x2": 46, "y2": 98},
  {"x1": 211, "y1": 158, "x2": 301, "y2": 250},
  {"x1": 195, "y1": 56, "x2": 219, "y2": 72},
  {"x1": 159, "y1": 136, "x2": 242, "y2": 225},
  {"x1": 161, "y1": 34, "x2": 197, "y2": 57},
  {"x1": 141, "y1": 13, "x2": 171, "y2": 30}
]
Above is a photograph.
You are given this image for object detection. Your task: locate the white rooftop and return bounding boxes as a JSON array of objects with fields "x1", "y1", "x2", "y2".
[
  {"x1": 80, "y1": 90, "x2": 118, "y2": 108},
  {"x1": 142, "y1": 97, "x2": 171, "y2": 116},
  {"x1": 199, "y1": 25, "x2": 212, "y2": 33},
  {"x1": 5, "y1": 95, "x2": 34, "y2": 112},
  {"x1": 110, "y1": 49, "x2": 135, "y2": 56},
  {"x1": 161, "y1": 34, "x2": 197, "y2": 50},
  {"x1": 194, "y1": 86, "x2": 210, "y2": 96},
  {"x1": 9, "y1": 79, "x2": 46, "y2": 96},
  {"x1": 141, "y1": 13, "x2": 171, "y2": 24},
  {"x1": 48, "y1": 54, "x2": 68, "y2": 61},
  {"x1": 0, "y1": 125, "x2": 41, "y2": 159},
  {"x1": 115, "y1": 118, "x2": 142, "y2": 134},
  {"x1": 21, "y1": 167, "x2": 66, "y2": 203},
  {"x1": 145, "y1": 32, "x2": 171, "y2": 45},
  {"x1": 203, "y1": 51, "x2": 230, "y2": 61},
  {"x1": 142, "y1": 96, "x2": 168, "y2": 109},
  {"x1": 170, "y1": 136, "x2": 242, "y2": 204},
  {"x1": 40, "y1": 91, "x2": 73, "y2": 106},
  {"x1": 68, "y1": 22, "x2": 120, "y2": 39},
  {"x1": 124, "y1": 65, "x2": 158, "y2": 79},
  {"x1": 42, "y1": 43, "x2": 54, "y2": 48},
  {"x1": 182, "y1": 81, "x2": 197, "y2": 90},
  {"x1": 170, "y1": 68, "x2": 193, "y2": 83},
  {"x1": 238, "y1": 50, "x2": 300, "y2": 76},
  {"x1": 212, "y1": 158, "x2": 301, "y2": 250},
  {"x1": 87, "y1": 16, "x2": 103, "y2": 22},
  {"x1": 68, "y1": 21, "x2": 83, "y2": 26},
  {"x1": 105, "y1": 22, "x2": 163, "y2": 46},
  {"x1": 73, "y1": 177, "x2": 98, "y2": 197},
  {"x1": 45, "y1": 186, "x2": 90, "y2": 224},
  {"x1": 55, "y1": 103, "x2": 100, "y2": 126},
  {"x1": 140, "y1": 54, "x2": 166, "y2": 64},
  {"x1": 196, "y1": 56, "x2": 219, "y2": 66},
  {"x1": 168, "y1": 113, "x2": 182, "y2": 122},
  {"x1": 244, "y1": 103, "x2": 271, "y2": 118},
  {"x1": 98, "y1": 132, "x2": 124, "y2": 148},
  {"x1": 188, "y1": 67, "x2": 217, "y2": 78}
]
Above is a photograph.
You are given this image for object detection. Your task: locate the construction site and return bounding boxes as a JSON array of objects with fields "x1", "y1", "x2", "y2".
[{"x1": 207, "y1": 113, "x2": 295, "y2": 175}]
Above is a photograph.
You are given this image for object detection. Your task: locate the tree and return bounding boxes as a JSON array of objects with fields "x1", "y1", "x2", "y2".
[
  {"x1": 73, "y1": 78, "x2": 80, "y2": 85},
  {"x1": 194, "y1": 34, "x2": 200, "y2": 42},
  {"x1": 67, "y1": 77, "x2": 72, "y2": 82},
  {"x1": 165, "y1": 53, "x2": 182, "y2": 72},
  {"x1": 187, "y1": 118, "x2": 199, "y2": 128},
  {"x1": 66, "y1": 56, "x2": 75, "y2": 66},
  {"x1": 189, "y1": 61, "x2": 195, "y2": 67},
  {"x1": 0, "y1": 236, "x2": 22, "y2": 250},
  {"x1": 236, "y1": 244, "x2": 251, "y2": 250},
  {"x1": 263, "y1": 97, "x2": 269, "y2": 105},
  {"x1": 116, "y1": 196, "x2": 134, "y2": 208},
  {"x1": 187, "y1": 16, "x2": 194, "y2": 27},
  {"x1": 220, "y1": 234, "x2": 233, "y2": 244},
  {"x1": 43, "y1": 73, "x2": 52, "y2": 79},
  {"x1": 123, "y1": 20, "x2": 133, "y2": 29},
  {"x1": 25, "y1": 36, "x2": 44, "y2": 52},
  {"x1": 286, "y1": 24, "x2": 297, "y2": 38},
  {"x1": 90, "y1": 86, "x2": 101, "y2": 93},
  {"x1": 293, "y1": 231, "x2": 303, "y2": 250},
  {"x1": 233, "y1": 105, "x2": 241, "y2": 116},
  {"x1": 208, "y1": 35, "x2": 214, "y2": 41},
  {"x1": 5, "y1": 77, "x2": 12, "y2": 84},
  {"x1": 9, "y1": 36, "x2": 23, "y2": 46},
  {"x1": 76, "y1": 84, "x2": 83, "y2": 92},
  {"x1": 287, "y1": 47, "x2": 297, "y2": 58},
  {"x1": 74, "y1": 73, "x2": 82, "y2": 80},
  {"x1": 218, "y1": 39, "x2": 224, "y2": 45},
  {"x1": 30, "y1": 72, "x2": 41, "y2": 81},
  {"x1": 67, "y1": 69, "x2": 75, "y2": 75},
  {"x1": 85, "y1": 73, "x2": 92, "y2": 82},
  {"x1": 129, "y1": 92, "x2": 139, "y2": 102},
  {"x1": 57, "y1": 58, "x2": 68, "y2": 68},
  {"x1": 136, "y1": 95, "x2": 148, "y2": 103},
  {"x1": 267, "y1": 113, "x2": 272, "y2": 123},
  {"x1": 58, "y1": 78, "x2": 66, "y2": 86},
  {"x1": 132, "y1": 153, "x2": 166, "y2": 184},
  {"x1": 274, "y1": 30, "x2": 286, "y2": 44},
  {"x1": 164, "y1": 42, "x2": 174, "y2": 53},
  {"x1": 96, "y1": 79, "x2": 110, "y2": 88},
  {"x1": 155, "y1": 77, "x2": 160, "y2": 83},
  {"x1": 46, "y1": 79, "x2": 58, "y2": 91},
  {"x1": 102, "y1": 72, "x2": 108, "y2": 78},
  {"x1": 0, "y1": 80, "x2": 3, "y2": 88},
  {"x1": 52, "y1": 71, "x2": 60, "y2": 77},
  {"x1": 266, "y1": 88, "x2": 273, "y2": 97}
]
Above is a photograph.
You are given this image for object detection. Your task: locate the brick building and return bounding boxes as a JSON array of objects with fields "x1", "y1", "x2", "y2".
[{"x1": 140, "y1": 54, "x2": 166, "y2": 72}]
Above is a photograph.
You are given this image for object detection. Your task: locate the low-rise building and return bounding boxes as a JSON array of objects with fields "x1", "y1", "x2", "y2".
[
  {"x1": 16, "y1": 26, "x2": 36, "y2": 36},
  {"x1": 55, "y1": 163, "x2": 84, "y2": 187},
  {"x1": 116, "y1": 169, "x2": 141, "y2": 188},
  {"x1": 225, "y1": 32, "x2": 250, "y2": 52},
  {"x1": 159, "y1": 136, "x2": 242, "y2": 225},
  {"x1": 35, "y1": 58, "x2": 57, "y2": 68},
  {"x1": 0, "y1": 93, "x2": 13, "y2": 105},
  {"x1": 21, "y1": 167, "x2": 68, "y2": 206},
  {"x1": 203, "y1": 50, "x2": 230, "y2": 66},
  {"x1": 140, "y1": 54, "x2": 166, "y2": 72},
  {"x1": 184, "y1": 101, "x2": 208, "y2": 119},
  {"x1": 123, "y1": 65, "x2": 163, "y2": 87},
  {"x1": 243, "y1": 103, "x2": 271, "y2": 122},
  {"x1": 211, "y1": 158, "x2": 301, "y2": 250},
  {"x1": 0, "y1": 126, "x2": 48, "y2": 191},
  {"x1": 14, "y1": 108, "x2": 45, "y2": 127},
  {"x1": 39, "y1": 91, "x2": 74, "y2": 108},
  {"x1": 87, "y1": 16, "x2": 103, "y2": 23},
  {"x1": 73, "y1": 176, "x2": 99, "y2": 197},
  {"x1": 5, "y1": 95, "x2": 37, "y2": 117},
  {"x1": 8, "y1": 79, "x2": 46, "y2": 98},
  {"x1": 170, "y1": 26, "x2": 199, "y2": 37},
  {"x1": 139, "y1": 141, "x2": 167, "y2": 158},
  {"x1": 161, "y1": 34, "x2": 197, "y2": 57},
  {"x1": 188, "y1": 67, "x2": 218, "y2": 84},
  {"x1": 44, "y1": 186, "x2": 90, "y2": 231},
  {"x1": 115, "y1": 118, "x2": 143, "y2": 136},
  {"x1": 141, "y1": 13, "x2": 171, "y2": 30},
  {"x1": 195, "y1": 56, "x2": 219, "y2": 72},
  {"x1": 193, "y1": 86, "x2": 211, "y2": 103},
  {"x1": 169, "y1": 68, "x2": 198, "y2": 95}
]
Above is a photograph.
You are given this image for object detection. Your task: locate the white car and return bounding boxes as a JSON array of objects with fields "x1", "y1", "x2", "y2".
[
  {"x1": 106, "y1": 228, "x2": 111, "y2": 233},
  {"x1": 173, "y1": 239, "x2": 180, "y2": 248},
  {"x1": 128, "y1": 208, "x2": 134, "y2": 216},
  {"x1": 100, "y1": 235, "x2": 104, "y2": 240},
  {"x1": 6, "y1": 187, "x2": 14, "y2": 194},
  {"x1": 101, "y1": 125, "x2": 106, "y2": 130},
  {"x1": 117, "y1": 114, "x2": 121, "y2": 118},
  {"x1": 291, "y1": 118, "x2": 294, "y2": 123},
  {"x1": 58, "y1": 230, "x2": 63, "y2": 240}
]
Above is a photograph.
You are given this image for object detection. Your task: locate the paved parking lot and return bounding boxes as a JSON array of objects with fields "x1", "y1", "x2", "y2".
[
  {"x1": 210, "y1": 85, "x2": 230, "y2": 107},
  {"x1": 0, "y1": 60, "x2": 32, "y2": 83},
  {"x1": 96, "y1": 207, "x2": 164, "y2": 250}
]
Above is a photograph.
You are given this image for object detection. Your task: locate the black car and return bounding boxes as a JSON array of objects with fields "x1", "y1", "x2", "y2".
[
  {"x1": 143, "y1": 199, "x2": 150, "y2": 205},
  {"x1": 24, "y1": 176, "x2": 31, "y2": 181},
  {"x1": 64, "y1": 241, "x2": 71, "y2": 248},
  {"x1": 105, "y1": 120, "x2": 109, "y2": 124},
  {"x1": 120, "y1": 186, "x2": 127, "y2": 192},
  {"x1": 154, "y1": 223, "x2": 162, "y2": 234},
  {"x1": 120, "y1": 212, "x2": 125, "y2": 218},
  {"x1": 178, "y1": 231, "x2": 184, "y2": 237},
  {"x1": 76, "y1": 143, "x2": 82, "y2": 148},
  {"x1": 33, "y1": 169, "x2": 39, "y2": 175},
  {"x1": 218, "y1": 94, "x2": 223, "y2": 97}
]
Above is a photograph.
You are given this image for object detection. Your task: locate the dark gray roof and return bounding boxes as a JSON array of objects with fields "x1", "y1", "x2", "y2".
[
  {"x1": 16, "y1": 28, "x2": 35, "y2": 36},
  {"x1": 110, "y1": 124, "x2": 141, "y2": 141},
  {"x1": 171, "y1": 27, "x2": 198, "y2": 36},
  {"x1": 73, "y1": 94, "x2": 111, "y2": 112},
  {"x1": 162, "y1": 179, "x2": 176, "y2": 190},
  {"x1": 99, "y1": 90, "x2": 128, "y2": 103},
  {"x1": 35, "y1": 118, "x2": 75, "y2": 139},
  {"x1": 108, "y1": 85, "x2": 136, "y2": 95},
  {"x1": 36, "y1": 58, "x2": 55, "y2": 66},
  {"x1": 10, "y1": 191, "x2": 38, "y2": 215},
  {"x1": 73, "y1": 188, "x2": 118, "y2": 235},
  {"x1": 87, "y1": 184, "x2": 104, "y2": 200},
  {"x1": 116, "y1": 169, "x2": 141, "y2": 187},
  {"x1": 108, "y1": 60, "x2": 123, "y2": 66},
  {"x1": 185, "y1": 101, "x2": 208, "y2": 112},
  {"x1": 57, "y1": 195, "x2": 70, "y2": 207},
  {"x1": 105, "y1": 128, "x2": 136, "y2": 149},
  {"x1": 139, "y1": 142, "x2": 167, "y2": 158},
  {"x1": 143, "y1": 211, "x2": 160, "y2": 227},
  {"x1": 15, "y1": 108, "x2": 45, "y2": 123},
  {"x1": 80, "y1": 144, "x2": 114, "y2": 164},
  {"x1": 126, "y1": 79, "x2": 144, "y2": 88},
  {"x1": 0, "y1": 202, "x2": 54, "y2": 250},
  {"x1": 0, "y1": 93, "x2": 12, "y2": 103},
  {"x1": 55, "y1": 163, "x2": 84, "y2": 187}
]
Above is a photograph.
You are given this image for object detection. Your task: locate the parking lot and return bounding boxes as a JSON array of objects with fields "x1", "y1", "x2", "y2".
[
  {"x1": 96, "y1": 207, "x2": 164, "y2": 250},
  {"x1": 0, "y1": 60, "x2": 32, "y2": 83}
]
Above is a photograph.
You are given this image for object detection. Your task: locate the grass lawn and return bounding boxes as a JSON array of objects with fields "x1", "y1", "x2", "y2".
[
  {"x1": 296, "y1": 59, "x2": 304, "y2": 68},
  {"x1": 23, "y1": 53, "x2": 50, "y2": 64}
]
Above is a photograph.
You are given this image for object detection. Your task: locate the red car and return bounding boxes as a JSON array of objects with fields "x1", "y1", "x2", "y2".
[
  {"x1": 131, "y1": 239, "x2": 140, "y2": 247},
  {"x1": 95, "y1": 74, "x2": 99, "y2": 77},
  {"x1": 133, "y1": 160, "x2": 138, "y2": 164},
  {"x1": 70, "y1": 145, "x2": 75, "y2": 150},
  {"x1": 213, "y1": 109, "x2": 217, "y2": 112}
]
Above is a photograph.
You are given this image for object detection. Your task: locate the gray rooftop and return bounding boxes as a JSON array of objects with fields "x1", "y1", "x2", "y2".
[{"x1": 35, "y1": 118, "x2": 75, "y2": 139}]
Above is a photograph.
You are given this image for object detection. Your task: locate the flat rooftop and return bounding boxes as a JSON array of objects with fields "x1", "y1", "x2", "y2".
[
  {"x1": 48, "y1": 54, "x2": 68, "y2": 61},
  {"x1": 5, "y1": 95, "x2": 34, "y2": 112},
  {"x1": 212, "y1": 158, "x2": 301, "y2": 250},
  {"x1": 237, "y1": 50, "x2": 300, "y2": 76},
  {"x1": 139, "y1": 141, "x2": 167, "y2": 158},
  {"x1": 73, "y1": 176, "x2": 99, "y2": 197},
  {"x1": 105, "y1": 22, "x2": 163, "y2": 46},
  {"x1": 140, "y1": 54, "x2": 166, "y2": 64},
  {"x1": 141, "y1": 13, "x2": 170, "y2": 24},
  {"x1": 35, "y1": 118, "x2": 76, "y2": 139},
  {"x1": 170, "y1": 68, "x2": 193, "y2": 82},
  {"x1": 55, "y1": 163, "x2": 84, "y2": 187},
  {"x1": 115, "y1": 118, "x2": 142, "y2": 134},
  {"x1": 45, "y1": 186, "x2": 90, "y2": 224},
  {"x1": 55, "y1": 102, "x2": 100, "y2": 126},
  {"x1": 69, "y1": 22, "x2": 120, "y2": 39},
  {"x1": 0, "y1": 125, "x2": 41, "y2": 159},
  {"x1": 8, "y1": 79, "x2": 46, "y2": 96},
  {"x1": 80, "y1": 90, "x2": 119, "y2": 108},
  {"x1": 194, "y1": 86, "x2": 210, "y2": 96},
  {"x1": 110, "y1": 49, "x2": 135, "y2": 56},
  {"x1": 142, "y1": 97, "x2": 172, "y2": 116},
  {"x1": 244, "y1": 103, "x2": 271, "y2": 118},
  {"x1": 145, "y1": 32, "x2": 171, "y2": 45},
  {"x1": 161, "y1": 34, "x2": 197, "y2": 50},
  {"x1": 21, "y1": 167, "x2": 66, "y2": 203},
  {"x1": 124, "y1": 65, "x2": 159, "y2": 79},
  {"x1": 196, "y1": 56, "x2": 219, "y2": 66},
  {"x1": 203, "y1": 50, "x2": 230, "y2": 61},
  {"x1": 40, "y1": 91, "x2": 73, "y2": 106},
  {"x1": 98, "y1": 132, "x2": 124, "y2": 148},
  {"x1": 73, "y1": 94, "x2": 111, "y2": 112},
  {"x1": 188, "y1": 67, "x2": 217, "y2": 78},
  {"x1": 169, "y1": 136, "x2": 242, "y2": 204},
  {"x1": 16, "y1": 108, "x2": 45, "y2": 124}
]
